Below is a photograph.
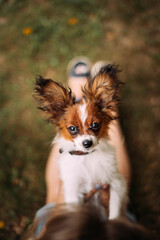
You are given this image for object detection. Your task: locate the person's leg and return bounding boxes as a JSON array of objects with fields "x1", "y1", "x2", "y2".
[
  {"x1": 45, "y1": 143, "x2": 63, "y2": 204},
  {"x1": 45, "y1": 58, "x2": 131, "y2": 204},
  {"x1": 108, "y1": 120, "x2": 131, "y2": 187},
  {"x1": 67, "y1": 56, "x2": 92, "y2": 101}
]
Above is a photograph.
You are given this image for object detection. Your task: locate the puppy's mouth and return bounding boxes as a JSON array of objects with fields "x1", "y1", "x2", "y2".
[
  {"x1": 59, "y1": 148, "x2": 95, "y2": 155},
  {"x1": 69, "y1": 150, "x2": 95, "y2": 155}
]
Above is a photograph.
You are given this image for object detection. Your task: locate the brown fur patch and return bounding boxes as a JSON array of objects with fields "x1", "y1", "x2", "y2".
[
  {"x1": 83, "y1": 65, "x2": 122, "y2": 120},
  {"x1": 34, "y1": 76, "x2": 75, "y2": 124},
  {"x1": 85, "y1": 102, "x2": 111, "y2": 138},
  {"x1": 59, "y1": 100, "x2": 111, "y2": 141},
  {"x1": 59, "y1": 104, "x2": 84, "y2": 141}
]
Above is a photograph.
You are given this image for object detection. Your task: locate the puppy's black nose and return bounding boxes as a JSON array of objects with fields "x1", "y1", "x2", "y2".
[{"x1": 82, "y1": 139, "x2": 93, "y2": 149}]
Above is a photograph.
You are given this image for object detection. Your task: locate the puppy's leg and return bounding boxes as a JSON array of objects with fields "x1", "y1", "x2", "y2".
[
  {"x1": 109, "y1": 174, "x2": 127, "y2": 219},
  {"x1": 60, "y1": 163, "x2": 84, "y2": 204},
  {"x1": 63, "y1": 178, "x2": 81, "y2": 204}
]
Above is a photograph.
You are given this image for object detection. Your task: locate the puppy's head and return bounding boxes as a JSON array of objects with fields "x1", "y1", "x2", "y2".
[{"x1": 34, "y1": 65, "x2": 122, "y2": 152}]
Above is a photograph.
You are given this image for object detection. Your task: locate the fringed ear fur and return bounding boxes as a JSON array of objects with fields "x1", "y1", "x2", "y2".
[
  {"x1": 83, "y1": 64, "x2": 123, "y2": 119},
  {"x1": 34, "y1": 76, "x2": 75, "y2": 124}
]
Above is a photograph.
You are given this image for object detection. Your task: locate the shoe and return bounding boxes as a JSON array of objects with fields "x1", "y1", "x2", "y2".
[
  {"x1": 67, "y1": 56, "x2": 92, "y2": 79},
  {"x1": 67, "y1": 56, "x2": 92, "y2": 102}
]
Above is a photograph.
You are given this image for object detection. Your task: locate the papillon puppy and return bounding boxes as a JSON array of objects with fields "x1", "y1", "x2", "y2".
[{"x1": 34, "y1": 65, "x2": 127, "y2": 219}]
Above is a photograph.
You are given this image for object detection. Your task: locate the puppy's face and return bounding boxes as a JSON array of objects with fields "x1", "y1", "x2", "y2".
[
  {"x1": 34, "y1": 65, "x2": 122, "y2": 152},
  {"x1": 58, "y1": 101, "x2": 110, "y2": 152}
]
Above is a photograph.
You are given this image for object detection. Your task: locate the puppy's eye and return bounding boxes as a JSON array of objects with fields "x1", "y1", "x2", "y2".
[
  {"x1": 91, "y1": 122, "x2": 100, "y2": 131},
  {"x1": 68, "y1": 126, "x2": 78, "y2": 135}
]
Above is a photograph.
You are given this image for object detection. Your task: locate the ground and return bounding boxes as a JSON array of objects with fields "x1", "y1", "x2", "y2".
[{"x1": 0, "y1": 0, "x2": 160, "y2": 239}]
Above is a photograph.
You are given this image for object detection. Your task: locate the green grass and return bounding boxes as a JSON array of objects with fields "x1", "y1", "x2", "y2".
[{"x1": 0, "y1": 0, "x2": 160, "y2": 239}]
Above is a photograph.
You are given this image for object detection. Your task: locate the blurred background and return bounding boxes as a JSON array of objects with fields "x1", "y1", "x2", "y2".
[{"x1": 0, "y1": 0, "x2": 160, "y2": 239}]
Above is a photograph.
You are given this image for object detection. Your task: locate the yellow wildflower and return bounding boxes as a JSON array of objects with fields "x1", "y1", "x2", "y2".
[
  {"x1": 23, "y1": 27, "x2": 33, "y2": 35},
  {"x1": 0, "y1": 221, "x2": 5, "y2": 229},
  {"x1": 106, "y1": 32, "x2": 114, "y2": 41},
  {"x1": 68, "y1": 17, "x2": 78, "y2": 25}
]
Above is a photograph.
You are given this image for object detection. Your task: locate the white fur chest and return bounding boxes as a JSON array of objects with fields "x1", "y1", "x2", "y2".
[
  {"x1": 58, "y1": 138, "x2": 118, "y2": 202},
  {"x1": 56, "y1": 136, "x2": 127, "y2": 220}
]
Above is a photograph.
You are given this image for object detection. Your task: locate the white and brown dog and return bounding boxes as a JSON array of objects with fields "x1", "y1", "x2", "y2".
[{"x1": 34, "y1": 65, "x2": 127, "y2": 219}]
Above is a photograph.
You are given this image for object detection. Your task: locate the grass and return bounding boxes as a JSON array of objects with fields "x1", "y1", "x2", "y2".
[{"x1": 0, "y1": 0, "x2": 160, "y2": 239}]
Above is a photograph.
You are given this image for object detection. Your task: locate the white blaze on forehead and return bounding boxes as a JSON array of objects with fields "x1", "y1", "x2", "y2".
[{"x1": 78, "y1": 102, "x2": 88, "y2": 126}]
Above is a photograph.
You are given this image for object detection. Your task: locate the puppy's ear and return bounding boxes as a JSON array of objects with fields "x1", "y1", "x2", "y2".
[
  {"x1": 34, "y1": 76, "x2": 75, "y2": 124},
  {"x1": 83, "y1": 65, "x2": 123, "y2": 119}
]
